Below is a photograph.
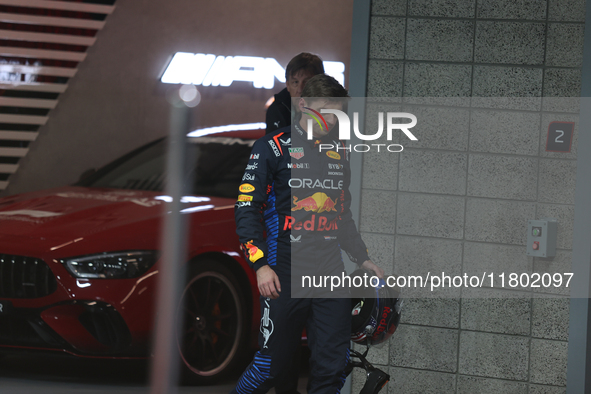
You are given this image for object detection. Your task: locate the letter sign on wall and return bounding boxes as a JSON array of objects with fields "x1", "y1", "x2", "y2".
[
  {"x1": 546, "y1": 122, "x2": 574, "y2": 153},
  {"x1": 161, "y1": 52, "x2": 345, "y2": 89}
]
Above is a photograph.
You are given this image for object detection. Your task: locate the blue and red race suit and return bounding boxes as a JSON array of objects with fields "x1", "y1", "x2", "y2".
[
  {"x1": 235, "y1": 121, "x2": 370, "y2": 283},
  {"x1": 232, "y1": 120, "x2": 370, "y2": 394}
]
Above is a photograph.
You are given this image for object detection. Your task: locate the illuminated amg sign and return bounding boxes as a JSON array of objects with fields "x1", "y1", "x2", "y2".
[{"x1": 160, "y1": 52, "x2": 345, "y2": 89}]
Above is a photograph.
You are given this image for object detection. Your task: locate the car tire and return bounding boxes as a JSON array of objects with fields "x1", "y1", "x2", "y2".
[{"x1": 177, "y1": 260, "x2": 250, "y2": 385}]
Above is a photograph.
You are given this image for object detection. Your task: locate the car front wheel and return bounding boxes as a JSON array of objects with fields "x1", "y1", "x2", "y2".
[{"x1": 177, "y1": 260, "x2": 249, "y2": 384}]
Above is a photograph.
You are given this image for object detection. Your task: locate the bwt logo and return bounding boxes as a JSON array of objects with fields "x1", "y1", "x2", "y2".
[{"x1": 304, "y1": 109, "x2": 417, "y2": 153}]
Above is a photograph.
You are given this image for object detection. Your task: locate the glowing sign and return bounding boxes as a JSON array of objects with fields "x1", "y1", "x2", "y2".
[
  {"x1": 161, "y1": 52, "x2": 345, "y2": 88},
  {"x1": 187, "y1": 122, "x2": 266, "y2": 138}
]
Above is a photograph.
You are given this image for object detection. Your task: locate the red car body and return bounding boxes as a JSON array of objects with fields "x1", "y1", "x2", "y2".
[{"x1": 0, "y1": 130, "x2": 262, "y2": 382}]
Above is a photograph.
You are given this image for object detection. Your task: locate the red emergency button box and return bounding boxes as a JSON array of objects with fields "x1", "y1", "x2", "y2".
[{"x1": 526, "y1": 219, "x2": 557, "y2": 258}]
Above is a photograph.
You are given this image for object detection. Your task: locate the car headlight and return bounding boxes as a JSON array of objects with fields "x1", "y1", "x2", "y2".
[{"x1": 61, "y1": 251, "x2": 159, "y2": 279}]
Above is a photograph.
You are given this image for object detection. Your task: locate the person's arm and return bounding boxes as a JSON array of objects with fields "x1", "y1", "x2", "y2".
[
  {"x1": 360, "y1": 260, "x2": 384, "y2": 278},
  {"x1": 235, "y1": 138, "x2": 282, "y2": 297},
  {"x1": 337, "y1": 148, "x2": 384, "y2": 278}
]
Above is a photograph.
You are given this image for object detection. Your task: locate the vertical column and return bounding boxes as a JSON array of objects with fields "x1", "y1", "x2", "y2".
[{"x1": 566, "y1": 0, "x2": 591, "y2": 392}]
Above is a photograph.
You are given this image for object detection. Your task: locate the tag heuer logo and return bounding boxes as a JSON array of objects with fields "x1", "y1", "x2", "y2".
[{"x1": 289, "y1": 147, "x2": 304, "y2": 160}]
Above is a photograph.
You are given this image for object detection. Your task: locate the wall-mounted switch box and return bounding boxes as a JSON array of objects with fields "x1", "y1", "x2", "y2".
[{"x1": 526, "y1": 218, "x2": 557, "y2": 258}]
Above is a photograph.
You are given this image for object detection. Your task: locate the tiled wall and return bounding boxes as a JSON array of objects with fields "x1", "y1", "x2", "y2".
[{"x1": 353, "y1": 0, "x2": 586, "y2": 392}]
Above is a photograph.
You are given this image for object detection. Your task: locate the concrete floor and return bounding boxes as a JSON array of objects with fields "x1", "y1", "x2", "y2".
[{"x1": 0, "y1": 353, "x2": 309, "y2": 394}]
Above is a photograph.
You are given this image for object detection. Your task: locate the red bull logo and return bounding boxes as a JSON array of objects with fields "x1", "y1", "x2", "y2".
[
  {"x1": 242, "y1": 240, "x2": 264, "y2": 263},
  {"x1": 375, "y1": 306, "x2": 394, "y2": 335},
  {"x1": 283, "y1": 214, "x2": 339, "y2": 232},
  {"x1": 292, "y1": 192, "x2": 337, "y2": 213}
]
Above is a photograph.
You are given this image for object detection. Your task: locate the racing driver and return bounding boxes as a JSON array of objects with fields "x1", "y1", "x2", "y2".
[{"x1": 232, "y1": 74, "x2": 383, "y2": 394}]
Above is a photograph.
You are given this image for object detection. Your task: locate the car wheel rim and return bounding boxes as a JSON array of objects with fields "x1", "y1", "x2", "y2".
[{"x1": 177, "y1": 270, "x2": 242, "y2": 377}]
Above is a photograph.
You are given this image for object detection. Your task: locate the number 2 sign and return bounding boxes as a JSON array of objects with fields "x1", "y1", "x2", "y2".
[{"x1": 546, "y1": 122, "x2": 574, "y2": 153}]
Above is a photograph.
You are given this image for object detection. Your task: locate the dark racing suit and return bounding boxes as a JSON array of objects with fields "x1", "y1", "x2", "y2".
[
  {"x1": 232, "y1": 120, "x2": 370, "y2": 394},
  {"x1": 265, "y1": 87, "x2": 292, "y2": 135}
]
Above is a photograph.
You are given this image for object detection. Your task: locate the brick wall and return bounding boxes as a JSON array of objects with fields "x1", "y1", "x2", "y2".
[{"x1": 352, "y1": 0, "x2": 586, "y2": 392}]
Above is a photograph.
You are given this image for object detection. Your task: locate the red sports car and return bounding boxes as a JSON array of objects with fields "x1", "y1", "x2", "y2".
[{"x1": 0, "y1": 130, "x2": 262, "y2": 383}]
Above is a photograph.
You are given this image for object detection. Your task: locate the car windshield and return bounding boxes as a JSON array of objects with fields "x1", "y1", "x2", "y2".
[{"x1": 78, "y1": 136, "x2": 254, "y2": 199}]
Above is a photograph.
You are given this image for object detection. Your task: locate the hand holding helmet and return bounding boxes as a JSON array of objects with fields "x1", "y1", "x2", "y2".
[
  {"x1": 360, "y1": 260, "x2": 385, "y2": 279},
  {"x1": 346, "y1": 268, "x2": 403, "y2": 393},
  {"x1": 350, "y1": 269, "x2": 403, "y2": 347}
]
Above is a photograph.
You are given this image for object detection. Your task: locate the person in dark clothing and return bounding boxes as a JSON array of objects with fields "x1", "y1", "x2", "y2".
[
  {"x1": 263, "y1": 52, "x2": 325, "y2": 394},
  {"x1": 265, "y1": 52, "x2": 325, "y2": 135},
  {"x1": 233, "y1": 74, "x2": 384, "y2": 394}
]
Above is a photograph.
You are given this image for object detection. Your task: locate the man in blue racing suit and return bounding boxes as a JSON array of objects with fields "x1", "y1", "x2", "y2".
[{"x1": 232, "y1": 74, "x2": 383, "y2": 394}]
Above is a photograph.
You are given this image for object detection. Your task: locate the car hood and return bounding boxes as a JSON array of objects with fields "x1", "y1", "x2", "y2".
[{"x1": 0, "y1": 186, "x2": 230, "y2": 242}]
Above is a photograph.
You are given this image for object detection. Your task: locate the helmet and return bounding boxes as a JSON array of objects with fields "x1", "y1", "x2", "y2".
[{"x1": 350, "y1": 269, "x2": 402, "y2": 347}]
